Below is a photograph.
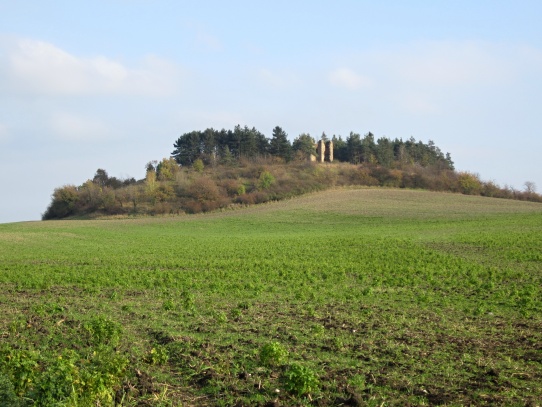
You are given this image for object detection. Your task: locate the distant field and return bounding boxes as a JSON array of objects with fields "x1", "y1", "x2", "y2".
[{"x1": 1, "y1": 188, "x2": 541, "y2": 406}]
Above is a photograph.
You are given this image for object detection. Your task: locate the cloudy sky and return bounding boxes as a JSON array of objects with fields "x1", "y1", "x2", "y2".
[{"x1": 1, "y1": 1, "x2": 541, "y2": 223}]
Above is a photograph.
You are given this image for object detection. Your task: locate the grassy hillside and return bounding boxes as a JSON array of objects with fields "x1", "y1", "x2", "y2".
[{"x1": 1, "y1": 188, "x2": 541, "y2": 406}]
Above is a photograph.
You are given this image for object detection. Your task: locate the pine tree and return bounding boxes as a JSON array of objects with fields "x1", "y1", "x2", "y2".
[{"x1": 269, "y1": 126, "x2": 292, "y2": 161}]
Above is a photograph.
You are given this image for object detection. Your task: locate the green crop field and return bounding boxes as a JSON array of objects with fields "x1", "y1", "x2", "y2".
[{"x1": 1, "y1": 188, "x2": 541, "y2": 406}]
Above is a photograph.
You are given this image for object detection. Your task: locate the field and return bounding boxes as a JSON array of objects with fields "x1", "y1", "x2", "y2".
[{"x1": 1, "y1": 188, "x2": 541, "y2": 406}]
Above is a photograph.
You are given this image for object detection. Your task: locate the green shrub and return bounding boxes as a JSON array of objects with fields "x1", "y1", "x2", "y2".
[
  {"x1": 0, "y1": 348, "x2": 39, "y2": 396},
  {"x1": 0, "y1": 372, "x2": 18, "y2": 407},
  {"x1": 282, "y1": 363, "x2": 319, "y2": 396},
  {"x1": 260, "y1": 342, "x2": 288, "y2": 367},
  {"x1": 237, "y1": 184, "x2": 246, "y2": 195},
  {"x1": 457, "y1": 172, "x2": 482, "y2": 195},
  {"x1": 83, "y1": 316, "x2": 122, "y2": 347},
  {"x1": 193, "y1": 159, "x2": 204, "y2": 173},
  {"x1": 33, "y1": 350, "x2": 80, "y2": 404},
  {"x1": 146, "y1": 346, "x2": 169, "y2": 365},
  {"x1": 258, "y1": 171, "x2": 275, "y2": 190}
]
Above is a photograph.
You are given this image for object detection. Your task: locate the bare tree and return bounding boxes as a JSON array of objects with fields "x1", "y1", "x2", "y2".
[{"x1": 524, "y1": 181, "x2": 537, "y2": 194}]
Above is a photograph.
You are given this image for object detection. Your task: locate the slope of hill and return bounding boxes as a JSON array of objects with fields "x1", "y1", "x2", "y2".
[
  {"x1": 1, "y1": 189, "x2": 541, "y2": 405},
  {"x1": 42, "y1": 159, "x2": 542, "y2": 220}
]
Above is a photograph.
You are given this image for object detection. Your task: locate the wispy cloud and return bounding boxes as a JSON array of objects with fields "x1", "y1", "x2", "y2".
[
  {"x1": 1, "y1": 37, "x2": 179, "y2": 97},
  {"x1": 329, "y1": 68, "x2": 372, "y2": 90}
]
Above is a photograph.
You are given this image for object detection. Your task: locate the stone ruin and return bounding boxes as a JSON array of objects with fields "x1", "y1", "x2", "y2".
[{"x1": 310, "y1": 139, "x2": 333, "y2": 163}]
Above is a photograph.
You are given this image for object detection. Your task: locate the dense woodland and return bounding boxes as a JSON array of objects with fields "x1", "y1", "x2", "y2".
[
  {"x1": 43, "y1": 126, "x2": 540, "y2": 220},
  {"x1": 170, "y1": 125, "x2": 454, "y2": 169}
]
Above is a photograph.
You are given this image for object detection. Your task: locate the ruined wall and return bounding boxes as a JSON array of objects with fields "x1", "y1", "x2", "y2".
[
  {"x1": 325, "y1": 140, "x2": 333, "y2": 162},
  {"x1": 317, "y1": 140, "x2": 325, "y2": 162},
  {"x1": 312, "y1": 139, "x2": 334, "y2": 163}
]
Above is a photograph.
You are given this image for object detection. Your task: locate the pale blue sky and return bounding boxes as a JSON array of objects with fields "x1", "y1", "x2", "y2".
[{"x1": 1, "y1": 1, "x2": 541, "y2": 223}]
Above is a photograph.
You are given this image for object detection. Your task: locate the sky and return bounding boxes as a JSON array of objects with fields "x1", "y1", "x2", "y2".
[{"x1": 1, "y1": 0, "x2": 541, "y2": 223}]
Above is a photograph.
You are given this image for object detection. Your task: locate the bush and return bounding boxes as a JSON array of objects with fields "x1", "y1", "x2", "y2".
[
  {"x1": 184, "y1": 200, "x2": 203, "y2": 214},
  {"x1": 0, "y1": 348, "x2": 39, "y2": 396},
  {"x1": 282, "y1": 363, "x2": 319, "y2": 396},
  {"x1": 193, "y1": 159, "x2": 204, "y2": 173},
  {"x1": 457, "y1": 172, "x2": 482, "y2": 195},
  {"x1": 188, "y1": 177, "x2": 221, "y2": 202},
  {"x1": 258, "y1": 171, "x2": 275, "y2": 190},
  {"x1": 0, "y1": 372, "x2": 19, "y2": 406},
  {"x1": 83, "y1": 316, "x2": 122, "y2": 347},
  {"x1": 236, "y1": 193, "x2": 255, "y2": 205},
  {"x1": 42, "y1": 185, "x2": 80, "y2": 220},
  {"x1": 221, "y1": 179, "x2": 245, "y2": 197},
  {"x1": 351, "y1": 167, "x2": 379, "y2": 186},
  {"x1": 260, "y1": 342, "x2": 288, "y2": 367}
]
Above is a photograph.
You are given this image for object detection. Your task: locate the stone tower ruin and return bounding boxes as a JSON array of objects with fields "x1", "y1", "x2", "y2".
[{"x1": 315, "y1": 139, "x2": 333, "y2": 163}]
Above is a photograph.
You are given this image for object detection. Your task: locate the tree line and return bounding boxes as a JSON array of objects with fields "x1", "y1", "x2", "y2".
[{"x1": 171, "y1": 125, "x2": 455, "y2": 170}]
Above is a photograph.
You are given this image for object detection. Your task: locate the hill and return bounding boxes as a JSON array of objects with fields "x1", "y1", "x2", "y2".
[
  {"x1": 1, "y1": 189, "x2": 541, "y2": 405},
  {"x1": 42, "y1": 158, "x2": 541, "y2": 220},
  {"x1": 41, "y1": 128, "x2": 541, "y2": 220}
]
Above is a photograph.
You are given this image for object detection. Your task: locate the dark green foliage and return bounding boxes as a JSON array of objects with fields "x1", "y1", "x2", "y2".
[
  {"x1": 269, "y1": 126, "x2": 292, "y2": 161},
  {"x1": 0, "y1": 372, "x2": 18, "y2": 407},
  {"x1": 42, "y1": 185, "x2": 79, "y2": 219},
  {"x1": 172, "y1": 126, "x2": 270, "y2": 166},
  {"x1": 292, "y1": 133, "x2": 316, "y2": 159},
  {"x1": 171, "y1": 124, "x2": 453, "y2": 168}
]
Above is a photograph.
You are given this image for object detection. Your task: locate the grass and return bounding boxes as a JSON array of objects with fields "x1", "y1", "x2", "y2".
[{"x1": 0, "y1": 188, "x2": 541, "y2": 406}]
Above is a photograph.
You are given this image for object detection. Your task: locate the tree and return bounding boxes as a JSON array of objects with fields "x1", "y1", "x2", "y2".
[
  {"x1": 193, "y1": 159, "x2": 204, "y2": 173},
  {"x1": 42, "y1": 185, "x2": 80, "y2": 220},
  {"x1": 524, "y1": 181, "x2": 537, "y2": 194},
  {"x1": 292, "y1": 133, "x2": 316, "y2": 160},
  {"x1": 332, "y1": 135, "x2": 348, "y2": 162},
  {"x1": 269, "y1": 126, "x2": 292, "y2": 161},
  {"x1": 258, "y1": 171, "x2": 275, "y2": 190},
  {"x1": 93, "y1": 169, "x2": 109, "y2": 187},
  {"x1": 361, "y1": 132, "x2": 376, "y2": 164},
  {"x1": 156, "y1": 157, "x2": 180, "y2": 181},
  {"x1": 254, "y1": 128, "x2": 270, "y2": 156},
  {"x1": 375, "y1": 137, "x2": 394, "y2": 167},
  {"x1": 80, "y1": 180, "x2": 102, "y2": 211},
  {"x1": 145, "y1": 168, "x2": 157, "y2": 192},
  {"x1": 346, "y1": 132, "x2": 362, "y2": 164},
  {"x1": 201, "y1": 128, "x2": 218, "y2": 164},
  {"x1": 220, "y1": 145, "x2": 234, "y2": 166},
  {"x1": 124, "y1": 184, "x2": 144, "y2": 211},
  {"x1": 457, "y1": 172, "x2": 482, "y2": 195},
  {"x1": 172, "y1": 131, "x2": 202, "y2": 165},
  {"x1": 239, "y1": 125, "x2": 258, "y2": 158},
  {"x1": 145, "y1": 160, "x2": 158, "y2": 173}
]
